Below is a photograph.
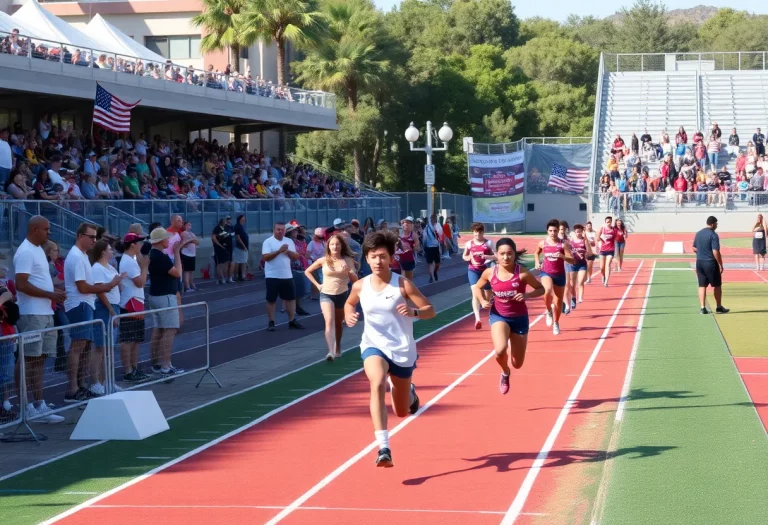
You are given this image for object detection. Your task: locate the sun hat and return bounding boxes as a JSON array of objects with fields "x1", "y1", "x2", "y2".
[{"x1": 149, "y1": 227, "x2": 173, "y2": 244}]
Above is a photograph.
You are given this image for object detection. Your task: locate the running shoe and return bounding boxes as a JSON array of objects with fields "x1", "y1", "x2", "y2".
[
  {"x1": 553, "y1": 322, "x2": 560, "y2": 335},
  {"x1": 561, "y1": 301, "x2": 566, "y2": 314},
  {"x1": 288, "y1": 320, "x2": 304, "y2": 330},
  {"x1": 376, "y1": 447, "x2": 393, "y2": 468},
  {"x1": 296, "y1": 307, "x2": 310, "y2": 316},
  {"x1": 571, "y1": 297, "x2": 577, "y2": 310},
  {"x1": 700, "y1": 307, "x2": 708, "y2": 315},
  {"x1": 715, "y1": 306, "x2": 730, "y2": 314},
  {"x1": 475, "y1": 320, "x2": 482, "y2": 330},
  {"x1": 564, "y1": 306, "x2": 570, "y2": 315},
  {"x1": 267, "y1": 321, "x2": 276, "y2": 332},
  {"x1": 408, "y1": 383, "x2": 420, "y2": 415},
  {"x1": 326, "y1": 352, "x2": 334, "y2": 362},
  {"x1": 545, "y1": 309, "x2": 553, "y2": 327},
  {"x1": 499, "y1": 373, "x2": 510, "y2": 395}
]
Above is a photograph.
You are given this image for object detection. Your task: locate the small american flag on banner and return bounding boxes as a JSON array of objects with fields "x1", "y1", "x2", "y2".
[
  {"x1": 93, "y1": 84, "x2": 140, "y2": 133},
  {"x1": 548, "y1": 163, "x2": 589, "y2": 193}
]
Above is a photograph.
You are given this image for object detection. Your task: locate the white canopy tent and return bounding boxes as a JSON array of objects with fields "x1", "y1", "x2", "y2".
[
  {"x1": 0, "y1": 10, "x2": 38, "y2": 37},
  {"x1": 12, "y1": 0, "x2": 107, "y2": 52},
  {"x1": 85, "y1": 14, "x2": 167, "y2": 64}
]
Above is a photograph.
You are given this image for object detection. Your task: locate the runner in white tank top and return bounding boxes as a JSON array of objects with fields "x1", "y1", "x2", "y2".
[{"x1": 345, "y1": 230, "x2": 435, "y2": 468}]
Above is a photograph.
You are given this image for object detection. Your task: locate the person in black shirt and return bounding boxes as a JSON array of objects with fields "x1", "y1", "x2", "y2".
[
  {"x1": 147, "y1": 227, "x2": 188, "y2": 376},
  {"x1": 349, "y1": 219, "x2": 364, "y2": 244},
  {"x1": 142, "y1": 222, "x2": 162, "y2": 256},
  {"x1": 212, "y1": 217, "x2": 234, "y2": 284},
  {"x1": 233, "y1": 215, "x2": 249, "y2": 281},
  {"x1": 692, "y1": 216, "x2": 729, "y2": 315}
]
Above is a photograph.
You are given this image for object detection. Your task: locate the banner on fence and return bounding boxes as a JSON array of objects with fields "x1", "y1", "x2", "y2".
[
  {"x1": 468, "y1": 151, "x2": 525, "y2": 223},
  {"x1": 524, "y1": 143, "x2": 592, "y2": 194}
]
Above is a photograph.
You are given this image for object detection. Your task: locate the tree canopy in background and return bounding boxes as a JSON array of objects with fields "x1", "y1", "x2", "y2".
[{"x1": 283, "y1": 0, "x2": 768, "y2": 193}]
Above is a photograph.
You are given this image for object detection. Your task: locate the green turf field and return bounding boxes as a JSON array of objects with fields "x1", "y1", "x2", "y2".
[
  {"x1": 713, "y1": 282, "x2": 768, "y2": 358},
  {"x1": 0, "y1": 303, "x2": 472, "y2": 525},
  {"x1": 595, "y1": 262, "x2": 768, "y2": 524},
  {"x1": 720, "y1": 237, "x2": 752, "y2": 249}
]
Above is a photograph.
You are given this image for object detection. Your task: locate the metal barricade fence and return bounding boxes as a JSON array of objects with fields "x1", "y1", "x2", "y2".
[
  {"x1": 11, "y1": 318, "x2": 107, "y2": 442},
  {"x1": 0, "y1": 332, "x2": 22, "y2": 437},
  {"x1": 108, "y1": 301, "x2": 220, "y2": 393}
]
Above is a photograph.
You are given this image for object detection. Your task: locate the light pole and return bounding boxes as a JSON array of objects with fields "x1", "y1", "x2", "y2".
[{"x1": 405, "y1": 121, "x2": 453, "y2": 220}]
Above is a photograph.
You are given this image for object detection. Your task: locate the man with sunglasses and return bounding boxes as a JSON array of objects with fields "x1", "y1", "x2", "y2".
[{"x1": 63, "y1": 223, "x2": 123, "y2": 403}]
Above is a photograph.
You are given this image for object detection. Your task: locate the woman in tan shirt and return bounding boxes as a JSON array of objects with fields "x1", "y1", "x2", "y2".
[{"x1": 306, "y1": 234, "x2": 358, "y2": 361}]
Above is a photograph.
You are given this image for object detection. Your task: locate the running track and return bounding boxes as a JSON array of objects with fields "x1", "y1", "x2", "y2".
[{"x1": 47, "y1": 261, "x2": 652, "y2": 525}]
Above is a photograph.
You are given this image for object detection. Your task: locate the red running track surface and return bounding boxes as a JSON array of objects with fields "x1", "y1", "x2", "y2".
[
  {"x1": 734, "y1": 357, "x2": 768, "y2": 435},
  {"x1": 51, "y1": 262, "x2": 649, "y2": 525}
]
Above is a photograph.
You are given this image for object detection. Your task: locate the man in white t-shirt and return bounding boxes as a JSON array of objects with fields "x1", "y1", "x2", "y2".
[
  {"x1": 261, "y1": 222, "x2": 303, "y2": 332},
  {"x1": 63, "y1": 223, "x2": 122, "y2": 403},
  {"x1": 13, "y1": 216, "x2": 66, "y2": 423}
]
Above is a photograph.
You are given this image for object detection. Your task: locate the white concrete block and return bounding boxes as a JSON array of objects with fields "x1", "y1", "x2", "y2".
[
  {"x1": 662, "y1": 241, "x2": 685, "y2": 254},
  {"x1": 70, "y1": 391, "x2": 169, "y2": 441}
]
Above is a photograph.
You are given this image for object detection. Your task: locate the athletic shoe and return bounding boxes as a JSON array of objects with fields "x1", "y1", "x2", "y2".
[
  {"x1": 296, "y1": 308, "x2": 310, "y2": 316},
  {"x1": 700, "y1": 307, "x2": 708, "y2": 315},
  {"x1": 475, "y1": 320, "x2": 482, "y2": 330},
  {"x1": 564, "y1": 306, "x2": 570, "y2": 315},
  {"x1": 561, "y1": 302, "x2": 566, "y2": 314},
  {"x1": 334, "y1": 351, "x2": 342, "y2": 358},
  {"x1": 545, "y1": 310, "x2": 553, "y2": 327},
  {"x1": 267, "y1": 321, "x2": 276, "y2": 332},
  {"x1": 408, "y1": 384, "x2": 420, "y2": 415},
  {"x1": 553, "y1": 322, "x2": 560, "y2": 335},
  {"x1": 151, "y1": 365, "x2": 162, "y2": 374},
  {"x1": 89, "y1": 383, "x2": 106, "y2": 397},
  {"x1": 376, "y1": 447, "x2": 393, "y2": 468},
  {"x1": 288, "y1": 320, "x2": 304, "y2": 330},
  {"x1": 585, "y1": 277, "x2": 591, "y2": 284},
  {"x1": 34, "y1": 403, "x2": 64, "y2": 424},
  {"x1": 0, "y1": 407, "x2": 18, "y2": 424},
  {"x1": 571, "y1": 297, "x2": 577, "y2": 310},
  {"x1": 716, "y1": 306, "x2": 730, "y2": 314},
  {"x1": 499, "y1": 373, "x2": 510, "y2": 395},
  {"x1": 64, "y1": 388, "x2": 89, "y2": 404},
  {"x1": 326, "y1": 352, "x2": 334, "y2": 362}
]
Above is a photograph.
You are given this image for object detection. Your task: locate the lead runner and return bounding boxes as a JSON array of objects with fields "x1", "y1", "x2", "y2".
[{"x1": 345, "y1": 230, "x2": 435, "y2": 468}]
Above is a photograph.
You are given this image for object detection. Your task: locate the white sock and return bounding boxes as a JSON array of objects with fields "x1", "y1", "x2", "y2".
[
  {"x1": 2, "y1": 400, "x2": 10, "y2": 411},
  {"x1": 375, "y1": 430, "x2": 389, "y2": 450}
]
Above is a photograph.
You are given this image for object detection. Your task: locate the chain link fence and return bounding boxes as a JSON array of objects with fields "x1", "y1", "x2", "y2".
[{"x1": 605, "y1": 52, "x2": 768, "y2": 73}]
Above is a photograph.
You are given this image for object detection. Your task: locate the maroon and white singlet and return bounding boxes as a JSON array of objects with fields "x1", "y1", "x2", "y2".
[
  {"x1": 599, "y1": 226, "x2": 616, "y2": 253},
  {"x1": 490, "y1": 264, "x2": 528, "y2": 318},
  {"x1": 541, "y1": 241, "x2": 565, "y2": 276},
  {"x1": 467, "y1": 240, "x2": 493, "y2": 274}
]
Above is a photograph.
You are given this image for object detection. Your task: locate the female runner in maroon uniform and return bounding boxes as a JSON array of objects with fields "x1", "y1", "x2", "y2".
[
  {"x1": 534, "y1": 219, "x2": 574, "y2": 335},
  {"x1": 613, "y1": 219, "x2": 627, "y2": 272},
  {"x1": 463, "y1": 222, "x2": 496, "y2": 330},
  {"x1": 399, "y1": 217, "x2": 419, "y2": 280},
  {"x1": 565, "y1": 224, "x2": 593, "y2": 309},
  {"x1": 597, "y1": 216, "x2": 616, "y2": 286},
  {"x1": 472, "y1": 238, "x2": 544, "y2": 394},
  {"x1": 584, "y1": 221, "x2": 597, "y2": 283}
]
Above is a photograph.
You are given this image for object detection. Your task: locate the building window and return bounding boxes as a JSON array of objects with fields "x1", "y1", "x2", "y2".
[{"x1": 145, "y1": 36, "x2": 201, "y2": 61}]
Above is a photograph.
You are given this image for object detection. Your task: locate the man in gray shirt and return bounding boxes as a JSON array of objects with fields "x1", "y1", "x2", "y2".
[{"x1": 692, "y1": 215, "x2": 729, "y2": 315}]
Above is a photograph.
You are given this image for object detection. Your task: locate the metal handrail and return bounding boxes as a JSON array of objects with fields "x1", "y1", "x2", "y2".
[{"x1": 286, "y1": 154, "x2": 392, "y2": 196}]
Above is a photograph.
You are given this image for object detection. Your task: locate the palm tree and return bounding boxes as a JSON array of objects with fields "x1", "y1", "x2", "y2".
[
  {"x1": 192, "y1": 0, "x2": 248, "y2": 70},
  {"x1": 237, "y1": 0, "x2": 325, "y2": 86},
  {"x1": 292, "y1": 0, "x2": 390, "y2": 184}
]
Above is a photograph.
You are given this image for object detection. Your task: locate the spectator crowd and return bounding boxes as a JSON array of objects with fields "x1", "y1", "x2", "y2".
[{"x1": 600, "y1": 123, "x2": 768, "y2": 212}]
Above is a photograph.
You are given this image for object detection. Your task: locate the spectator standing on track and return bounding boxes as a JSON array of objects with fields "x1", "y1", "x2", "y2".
[
  {"x1": 64, "y1": 223, "x2": 123, "y2": 403},
  {"x1": 13, "y1": 216, "x2": 65, "y2": 422},
  {"x1": 307, "y1": 228, "x2": 326, "y2": 299},
  {"x1": 147, "y1": 227, "x2": 188, "y2": 376},
  {"x1": 262, "y1": 222, "x2": 304, "y2": 332},
  {"x1": 423, "y1": 214, "x2": 442, "y2": 282},
  {"x1": 212, "y1": 217, "x2": 234, "y2": 284},
  {"x1": 180, "y1": 221, "x2": 199, "y2": 292},
  {"x1": 89, "y1": 240, "x2": 122, "y2": 396},
  {"x1": 285, "y1": 223, "x2": 310, "y2": 316},
  {"x1": 693, "y1": 216, "x2": 729, "y2": 315},
  {"x1": 233, "y1": 214, "x2": 249, "y2": 281},
  {"x1": 117, "y1": 233, "x2": 150, "y2": 382}
]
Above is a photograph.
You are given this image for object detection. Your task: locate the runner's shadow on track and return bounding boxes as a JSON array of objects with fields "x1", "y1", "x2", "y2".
[
  {"x1": 527, "y1": 388, "x2": 702, "y2": 412},
  {"x1": 401, "y1": 445, "x2": 677, "y2": 486}
]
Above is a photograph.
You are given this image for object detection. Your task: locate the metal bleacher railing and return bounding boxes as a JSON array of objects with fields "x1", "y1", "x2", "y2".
[
  {"x1": 1, "y1": 196, "x2": 402, "y2": 247},
  {"x1": 467, "y1": 137, "x2": 592, "y2": 155},
  {"x1": 590, "y1": 190, "x2": 768, "y2": 215},
  {"x1": 286, "y1": 154, "x2": 393, "y2": 196},
  {"x1": 603, "y1": 52, "x2": 768, "y2": 73},
  {"x1": 0, "y1": 29, "x2": 336, "y2": 110}
]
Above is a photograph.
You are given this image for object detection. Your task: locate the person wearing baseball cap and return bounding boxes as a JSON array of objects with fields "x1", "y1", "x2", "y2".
[
  {"x1": 325, "y1": 218, "x2": 347, "y2": 241},
  {"x1": 307, "y1": 227, "x2": 327, "y2": 299},
  {"x1": 693, "y1": 215, "x2": 728, "y2": 314}
]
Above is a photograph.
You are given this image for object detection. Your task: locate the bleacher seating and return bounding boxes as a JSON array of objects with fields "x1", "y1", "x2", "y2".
[{"x1": 701, "y1": 71, "x2": 768, "y2": 138}]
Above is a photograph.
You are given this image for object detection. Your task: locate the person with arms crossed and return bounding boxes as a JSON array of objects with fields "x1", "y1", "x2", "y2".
[
  {"x1": 693, "y1": 216, "x2": 729, "y2": 315},
  {"x1": 13, "y1": 216, "x2": 66, "y2": 422},
  {"x1": 344, "y1": 231, "x2": 434, "y2": 468},
  {"x1": 262, "y1": 222, "x2": 304, "y2": 331}
]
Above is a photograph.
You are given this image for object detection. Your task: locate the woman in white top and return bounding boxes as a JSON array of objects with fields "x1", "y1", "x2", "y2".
[
  {"x1": 89, "y1": 240, "x2": 125, "y2": 396},
  {"x1": 116, "y1": 233, "x2": 150, "y2": 382},
  {"x1": 345, "y1": 231, "x2": 435, "y2": 468},
  {"x1": 180, "y1": 221, "x2": 199, "y2": 292}
]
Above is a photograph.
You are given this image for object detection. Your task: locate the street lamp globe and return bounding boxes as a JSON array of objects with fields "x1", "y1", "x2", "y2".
[
  {"x1": 405, "y1": 122, "x2": 420, "y2": 143},
  {"x1": 438, "y1": 122, "x2": 453, "y2": 143}
]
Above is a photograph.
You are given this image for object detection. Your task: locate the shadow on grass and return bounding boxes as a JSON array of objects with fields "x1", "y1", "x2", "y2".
[
  {"x1": 402, "y1": 445, "x2": 677, "y2": 486},
  {"x1": 528, "y1": 388, "x2": 703, "y2": 412}
]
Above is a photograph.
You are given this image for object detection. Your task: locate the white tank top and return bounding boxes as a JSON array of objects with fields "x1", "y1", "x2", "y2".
[{"x1": 359, "y1": 273, "x2": 417, "y2": 367}]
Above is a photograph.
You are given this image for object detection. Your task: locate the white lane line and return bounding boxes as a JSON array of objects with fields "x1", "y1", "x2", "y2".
[
  {"x1": 40, "y1": 311, "x2": 475, "y2": 525},
  {"x1": 178, "y1": 439, "x2": 208, "y2": 442},
  {"x1": 63, "y1": 492, "x2": 99, "y2": 495},
  {"x1": 753, "y1": 270, "x2": 768, "y2": 283},
  {"x1": 135, "y1": 457, "x2": 172, "y2": 460},
  {"x1": 88, "y1": 504, "x2": 546, "y2": 516},
  {"x1": 499, "y1": 261, "x2": 644, "y2": 525},
  {"x1": 616, "y1": 260, "x2": 656, "y2": 422},
  {"x1": 264, "y1": 313, "x2": 546, "y2": 525},
  {"x1": 741, "y1": 372, "x2": 768, "y2": 376}
]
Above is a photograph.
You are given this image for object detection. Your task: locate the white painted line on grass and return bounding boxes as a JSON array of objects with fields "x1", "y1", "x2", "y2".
[
  {"x1": 63, "y1": 492, "x2": 99, "y2": 496},
  {"x1": 135, "y1": 457, "x2": 172, "y2": 460},
  {"x1": 264, "y1": 313, "x2": 546, "y2": 525},
  {"x1": 40, "y1": 311, "x2": 476, "y2": 525},
  {"x1": 178, "y1": 439, "x2": 208, "y2": 442},
  {"x1": 196, "y1": 431, "x2": 221, "y2": 434},
  {"x1": 616, "y1": 260, "x2": 656, "y2": 422},
  {"x1": 499, "y1": 261, "x2": 644, "y2": 525}
]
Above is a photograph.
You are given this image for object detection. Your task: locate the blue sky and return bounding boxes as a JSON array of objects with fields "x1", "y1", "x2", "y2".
[{"x1": 371, "y1": 0, "x2": 768, "y2": 21}]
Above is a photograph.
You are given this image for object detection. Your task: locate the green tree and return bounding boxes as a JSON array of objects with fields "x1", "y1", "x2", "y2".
[
  {"x1": 518, "y1": 17, "x2": 561, "y2": 44},
  {"x1": 292, "y1": 0, "x2": 391, "y2": 184},
  {"x1": 449, "y1": 0, "x2": 519, "y2": 52},
  {"x1": 612, "y1": 0, "x2": 689, "y2": 53},
  {"x1": 237, "y1": 0, "x2": 325, "y2": 86},
  {"x1": 505, "y1": 36, "x2": 599, "y2": 89},
  {"x1": 192, "y1": 0, "x2": 248, "y2": 68}
]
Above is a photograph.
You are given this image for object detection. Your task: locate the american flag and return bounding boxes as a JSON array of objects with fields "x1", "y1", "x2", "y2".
[
  {"x1": 93, "y1": 84, "x2": 140, "y2": 133},
  {"x1": 548, "y1": 163, "x2": 589, "y2": 193}
]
